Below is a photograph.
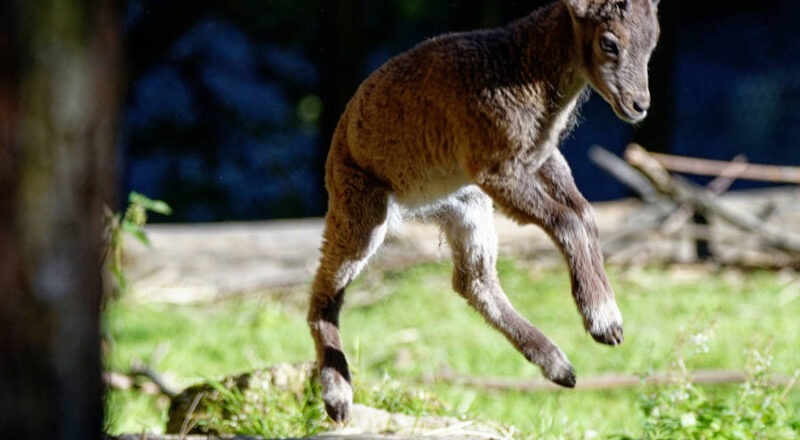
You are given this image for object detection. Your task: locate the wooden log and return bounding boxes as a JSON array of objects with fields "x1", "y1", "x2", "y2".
[
  {"x1": 625, "y1": 144, "x2": 800, "y2": 254},
  {"x1": 648, "y1": 151, "x2": 800, "y2": 184}
]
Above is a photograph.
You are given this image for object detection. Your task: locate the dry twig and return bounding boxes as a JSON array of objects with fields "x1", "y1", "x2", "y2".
[{"x1": 425, "y1": 369, "x2": 793, "y2": 393}]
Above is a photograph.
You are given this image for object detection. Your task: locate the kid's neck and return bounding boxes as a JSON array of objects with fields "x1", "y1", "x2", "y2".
[{"x1": 509, "y1": 2, "x2": 586, "y2": 102}]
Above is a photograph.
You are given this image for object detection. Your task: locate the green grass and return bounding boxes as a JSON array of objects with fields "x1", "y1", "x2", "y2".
[{"x1": 104, "y1": 261, "x2": 800, "y2": 438}]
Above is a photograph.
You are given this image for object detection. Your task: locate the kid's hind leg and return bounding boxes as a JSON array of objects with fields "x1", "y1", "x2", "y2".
[
  {"x1": 435, "y1": 187, "x2": 576, "y2": 387},
  {"x1": 309, "y1": 163, "x2": 390, "y2": 422}
]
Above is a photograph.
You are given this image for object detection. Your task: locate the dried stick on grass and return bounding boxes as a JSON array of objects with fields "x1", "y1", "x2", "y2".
[
  {"x1": 425, "y1": 369, "x2": 792, "y2": 393},
  {"x1": 103, "y1": 365, "x2": 178, "y2": 398}
]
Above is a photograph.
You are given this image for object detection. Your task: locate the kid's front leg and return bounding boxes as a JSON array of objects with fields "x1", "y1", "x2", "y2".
[
  {"x1": 475, "y1": 159, "x2": 623, "y2": 346},
  {"x1": 536, "y1": 151, "x2": 623, "y2": 345}
]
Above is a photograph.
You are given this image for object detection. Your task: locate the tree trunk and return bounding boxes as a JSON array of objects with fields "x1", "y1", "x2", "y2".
[{"x1": 0, "y1": 0, "x2": 121, "y2": 438}]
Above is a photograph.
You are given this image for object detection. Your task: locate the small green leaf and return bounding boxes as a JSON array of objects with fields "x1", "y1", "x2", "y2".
[
  {"x1": 129, "y1": 191, "x2": 173, "y2": 216},
  {"x1": 148, "y1": 200, "x2": 173, "y2": 215},
  {"x1": 122, "y1": 221, "x2": 151, "y2": 246}
]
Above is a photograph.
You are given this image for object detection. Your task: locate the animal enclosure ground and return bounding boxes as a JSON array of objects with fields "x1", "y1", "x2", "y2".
[{"x1": 104, "y1": 261, "x2": 800, "y2": 438}]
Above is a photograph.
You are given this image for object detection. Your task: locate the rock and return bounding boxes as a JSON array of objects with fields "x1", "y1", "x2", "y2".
[
  {"x1": 166, "y1": 362, "x2": 317, "y2": 435},
  {"x1": 166, "y1": 363, "x2": 510, "y2": 440}
]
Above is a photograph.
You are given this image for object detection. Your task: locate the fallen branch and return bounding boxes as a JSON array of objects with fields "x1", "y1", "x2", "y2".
[
  {"x1": 424, "y1": 369, "x2": 793, "y2": 393},
  {"x1": 589, "y1": 145, "x2": 664, "y2": 203},
  {"x1": 591, "y1": 146, "x2": 750, "y2": 237},
  {"x1": 589, "y1": 145, "x2": 679, "y2": 256},
  {"x1": 659, "y1": 154, "x2": 748, "y2": 236},
  {"x1": 647, "y1": 151, "x2": 800, "y2": 184},
  {"x1": 592, "y1": 146, "x2": 730, "y2": 262},
  {"x1": 625, "y1": 144, "x2": 800, "y2": 254}
]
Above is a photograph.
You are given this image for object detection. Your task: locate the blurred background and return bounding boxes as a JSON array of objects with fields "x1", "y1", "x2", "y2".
[{"x1": 122, "y1": 0, "x2": 800, "y2": 222}]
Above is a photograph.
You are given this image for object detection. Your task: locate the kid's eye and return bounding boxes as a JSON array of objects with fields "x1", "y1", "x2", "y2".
[{"x1": 600, "y1": 34, "x2": 619, "y2": 55}]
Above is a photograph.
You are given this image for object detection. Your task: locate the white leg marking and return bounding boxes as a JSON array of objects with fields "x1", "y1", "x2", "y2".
[{"x1": 586, "y1": 299, "x2": 623, "y2": 345}]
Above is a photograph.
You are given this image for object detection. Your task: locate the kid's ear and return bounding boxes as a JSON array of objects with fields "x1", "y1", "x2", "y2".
[{"x1": 562, "y1": 0, "x2": 589, "y2": 18}]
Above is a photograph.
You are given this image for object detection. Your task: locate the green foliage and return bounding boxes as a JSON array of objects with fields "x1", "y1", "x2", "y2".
[
  {"x1": 104, "y1": 192, "x2": 172, "y2": 297},
  {"x1": 194, "y1": 375, "x2": 326, "y2": 438},
  {"x1": 103, "y1": 388, "x2": 169, "y2": 434},
  {"x1": 619, "y1": 330, "x2": 800, "y2": 440},
  {"x1": 195, "y1": 373, "x2": 447, "y2": 438},
  {"x1": 355, "y1": 373, "x2": 447, "y2": 418}
]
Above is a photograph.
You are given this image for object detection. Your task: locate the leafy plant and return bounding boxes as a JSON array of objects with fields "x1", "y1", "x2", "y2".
[
  {"x1": 621, "y1": 330, "x2": 799, "y2": 440},
  {"x1": 182, "y1": 370, "x2": 448, "y2": 438},
  {"x1": 104, "y1": 191, "x2": 172, "y2": 297},
  {"x1": 194, "y1": 374, "x2": 326, "y2": 438}
]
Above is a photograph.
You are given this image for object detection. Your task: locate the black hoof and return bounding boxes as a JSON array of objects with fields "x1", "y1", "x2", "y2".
[
  {"x1": 590, "y1": 323, "x2": 624, "y2": 346},
  {"x1": 550, "y1": 365, "x2": 577, "y2": 388},
  {"x1": 324, "y1": 400, "x2": 351, "y2": 423}
]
